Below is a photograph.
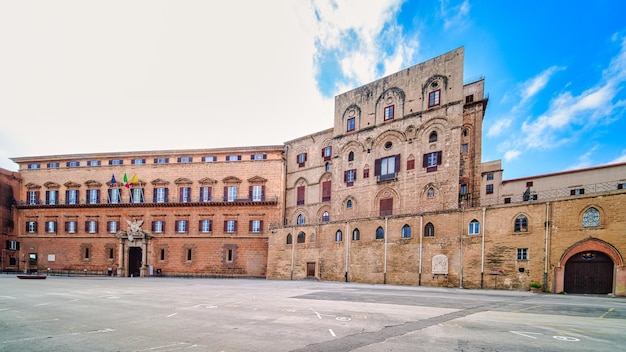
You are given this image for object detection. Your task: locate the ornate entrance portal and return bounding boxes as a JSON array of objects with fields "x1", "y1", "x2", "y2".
[{"x1": 116, "y1": 219, "x2": 151, "y2": 277}]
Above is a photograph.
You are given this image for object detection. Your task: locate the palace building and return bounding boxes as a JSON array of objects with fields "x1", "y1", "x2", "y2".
[{"x1": 4, "y1": 47, "x2": 626, "y2": 295}]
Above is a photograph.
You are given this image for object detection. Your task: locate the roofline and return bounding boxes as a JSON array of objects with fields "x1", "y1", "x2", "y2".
[{"x1": 503, "y1": 161, "x2": 626, "y2": 183}]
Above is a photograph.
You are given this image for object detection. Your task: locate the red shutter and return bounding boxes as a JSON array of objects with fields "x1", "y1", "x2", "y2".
[
  {"x1": 344, "y1": 171, "x2": 348, "y2": 182},
  {"x1": 259, "y1": 220, "x2": 264, "y2": 233},
  {"x1": 224, "y1": 221, "x2": 228, "y2": 231},
  {"x1": 261, "y1": 185, "x2": 265, "y2": 200},
  {"x1": 234, "y1": 220, "x2": 238, "y2": 232},
  {"x1": 224, "y1": 186, "x2": 228, "y2": 201},
  {"x1": 394, "y1": 155, "x2": 401, "y2": 171},
  {"x1": 423, "y1": 154, "x2": 428, "y2": 168},
  {"x1": 153, "y1": 188, "x2": 157, "y2": 202},
  {"x1": 85, "y1": 221, "x2": 89, "y2": 232},
  {"x1": 380, "y1": 198, "x2": 393, "y2": 216},
  {"x1": 437, "y1": 151, "x2": 443, "y2": 165},
  {"x1": 249, "y1": 220, "x2": 253, "y2": 232},
  {"x1": 249, "y1": 186, "x2": 253, "y2": 200},
  {"x1": 297, "y1": 186, "x2": 305, "y2": 204},
  {"x1": 374, "y1": 158, "x2": 381, "y2": 176}
]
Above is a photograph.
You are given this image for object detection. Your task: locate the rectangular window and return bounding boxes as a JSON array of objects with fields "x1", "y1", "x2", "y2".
[
  {"x1": 131, "y1": 158, "x2": 146, "y2": 165},
  {"x1": 177, "y1": 156, "x2": 193, "y2": 163},
  {"x1": 86, "y1": 160, "x2": 101, "y2": 166},
  {"x1": 187, "y1": 249, "x2": 192, "y2": 261},
  {"x1": 109, "y1": 248, "x2": 114, "y2": 259},
  {"x1": 380, "y1": 198, "x2": 393, "y2": 216},
  {"x1": 154, "y1": 187, "x2": 168, "y2": 203},
  {"x1": 199, "y1": 186, "x2": 212, "y2": 202},
  {"x1": 423, "y1": 151, "x2": 442, "y2": 172},
  {"x1": 375, "y1": 155, "x2": 400, "y2": 181},
  {"x1": 199, "y1": 220, "x2": 212, "y2": 233},
  {"x1": 66, "y1": 190, "x2": 79, "y2": 204},
  {"x1": 461, "y1": 144, "x2": 469, "y2": 153},
  {"x1": 465, "y1": 95, "x2": 474, "y2": 104},
  {"x1": 67, "y1": 161, "x2": 80, "y2": 167},
  {"x1": 297, "y1": 186, "x2": 305, "y2": 205},
  {"x1": 226, "y1": 186, "x2": 237, "y2": 202},
  {"x1": 226, "y1": 155, "x2": 241, "y2": 161},
  {"x1": 618, "y1": 183, "x2": 626, "y2": 189},
  {"x1": 570, "y1": 188, "x2": 585, "y2": 195},
  {"x1": 428, "y1": 90, "x2": 440, "y2": 107},
  {"x1": 486, "y1": 184, "x2": 494, "y2": 194},
  {"x1": 322, "y1": 181, "x2": 331, "y2": 202},
  {"x1": 486, "y1": 173, "x2": 494, "y2": 181},
  {"x1": 86, "y1": 189, "x2": 100, "y2": 204},
  {"x1": 130, "y1": 188, "x2": 144, "y2": 203},
  {"x1": 407, "y1": 159, "x2": 415, "y2": 171},
  {"x1": 202, "y1": 156, "x2": 216, "y2": 162},
  {"x1": 28, "y1": 190, "x2": 39, "y2": 205},
  {"x1": 86, "y1": 220, "x2": 98, "y2": 233},
  {"x1": 46, "y1": 221, "x2": 56, "y2": 233},
  {"x1": 225, "y1": 220, "x2": 237, "y2": 233},
  {"x1": 85, "y1": 248, "x2": 90, "y2": 259},
  {"x1": 152, "y1": 220, "x2": 164, "y2": 233},
  {"x1": 176, "y1": 220, "x2": 188, "y2": 233},
  {"x1": 65, "y1": 221, "x2": 77, "y2": 234},
  {"x1": 154, "y1": 158, "x2": 169, "y2": 164},
  {"x1": 46, "y1": 190, "x2": 58, "y2": 205},
  {"x1": 460, "y1": 184, "x2": 467, "y2": 195},
  {"x1": 108, "y1": 189, "x2": 121, "y2": 204},
  {"x1": 47, "y1": 162, "x2": 60, "y2": 168},
  {"x1": 347, "y1": 117, "x2": 355, "y2": 132},
  {"x1": 109, "y1": 159, "x2": 123, "y2": 165},
  {"x1": 526, "y1": 181, "x2": 533, "y2": 187},
  {"x1": 251, "y1": 185, "x2": 263, "y2": 201},
  {"x1": 8, "y1": 240, "x2": 19, "y2": 250},
  {"x1": 363, "y1": 168, "x2": 369, "y2": 179},
  {"x1": 384, "y1": 105, "x2": 394, "y2": 121},
  {"x1": 160, "y1": 249, "x2": 165, "y2": 261},
  {"x1": 250, "y1": 220, "x2": 262, "y2": 233},
  {"x1": 517, "y1": 248, "x2": 529, "y2": 260},
  {"x1": 344, "y1": 169, "x2": 356, "y2": 186},
  {"x1": 297, "y1": 153, "x2": 307, "y2": 167},
  {"x1": 107, "y1": 221, "x2": 119, "y2": 233},
  {"x1": 251, "y1": 154, "x2": 266, "y2": 160},
  {"x1": 504, "y1": 197, "x2": 511, "y2": 204},
  {"x1": 26, "y1": 221, "x2": 37, "y2": 233},
  {"x1": 322, "y1": 146, "x2": 332, "y2": 161},
  {"x1": 179, "y1": 187, "x2": 191, "y2": 202},
  {"x1": 28, "y1": 163, "x2": 40, "y2": 169}
]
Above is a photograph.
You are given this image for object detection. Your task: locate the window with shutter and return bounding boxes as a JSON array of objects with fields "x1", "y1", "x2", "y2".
[
  {"x1": 297, "y1": 186, "x2": 305, "y2": 205},
  {"x1": 322, "y1": 181, "x2": 331, "y2": 202},
  {"x1": 379, "y1": 198, "x2": 393, "y2": 216}
]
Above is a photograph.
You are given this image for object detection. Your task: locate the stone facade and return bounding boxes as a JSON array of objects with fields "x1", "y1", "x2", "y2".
[{"x1": 5, "y1": 47, "x2": 626, "y2": 296}]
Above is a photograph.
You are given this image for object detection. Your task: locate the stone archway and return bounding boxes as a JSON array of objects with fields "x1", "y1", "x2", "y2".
[{"x1": 555, "y1": 239, "x2": 625, "y2": 296}]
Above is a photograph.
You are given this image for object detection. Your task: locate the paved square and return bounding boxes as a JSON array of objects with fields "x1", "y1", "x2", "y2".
[{"x1": 1, "y1": 276, "x2": 624, "y2": 351}]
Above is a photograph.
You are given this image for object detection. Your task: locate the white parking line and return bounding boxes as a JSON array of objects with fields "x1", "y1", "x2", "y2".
[
  {"x1": 329, "y1": 329, "x2": 336, "y2": 337},
  {"x1": 167, "y1": 313, "x2": 178, "y2": 317}
]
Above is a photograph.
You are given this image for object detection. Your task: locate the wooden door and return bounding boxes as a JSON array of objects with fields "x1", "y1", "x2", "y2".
[
  {"x1": 564, "y1": 251, "x2": 613, "y2": 294},
  {"x1": 307, "y1": 262, "x2": 315, "y2": 277}
]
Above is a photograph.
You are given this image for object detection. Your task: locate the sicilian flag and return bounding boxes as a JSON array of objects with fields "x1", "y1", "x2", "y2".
[
  {"x1": 130, "y1": 174, "x2": 139, "y2": 184},
  {"x1": 123, "y1": 173, "x2": 129, "y2": 188},
  {"x1": 110, "y1": 174, "x2": 117, "y2": 186}
]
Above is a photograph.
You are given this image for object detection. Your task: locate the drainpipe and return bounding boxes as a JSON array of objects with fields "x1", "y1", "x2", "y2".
[
  {"x1": 481, "y1": 207, "x2": 486, "y2": 289},
  {"x1": 544, "y1": 202, "x2": 550, "y2": 292},
  {"x1": 384, "y1": 217, "x2": 388, "y2": 284},
  {"x1": 345, "y1": 221, "x2": 349, "y2": 282},
  {"x1": 460, "y1": 205, "x2": 464, "y2": 289},
  {"x1": 291, "y1": 225, "x2": 295, "y2": 280},
  {"x1": 419, "y1": 215, "x2": 423, "y2": 286}
]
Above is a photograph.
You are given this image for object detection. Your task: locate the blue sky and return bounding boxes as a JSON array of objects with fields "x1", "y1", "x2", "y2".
[{"x1": 1, "y1": 1, "x2": 625, "y2": 180}]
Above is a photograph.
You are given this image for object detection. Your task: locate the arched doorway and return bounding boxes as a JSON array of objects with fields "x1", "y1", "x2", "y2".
[{"x1": 564, "y1": 251, "x2": 613, "y2": 294}]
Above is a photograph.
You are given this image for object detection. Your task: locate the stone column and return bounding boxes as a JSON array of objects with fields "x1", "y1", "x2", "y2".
[{"x1": 117, "y1": 238, "x2": 126, "y2": 277}]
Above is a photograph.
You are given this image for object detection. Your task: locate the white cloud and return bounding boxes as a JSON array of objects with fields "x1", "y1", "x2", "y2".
[
  {"x1": 487, "y1": 117, "x2": 512, "y2": 137},
  {"x1": 504, "y1": 150, "x2": 521, "y2": 161},
  {"x1": 520, "y1": 66, "x2": 565, "y2": 103},
  {"x1": 610, "y1": 149, "x2": 626, "y2": 164},
  {"x1": 440, "y1": 0, "x2": 470, "y2": 30}
]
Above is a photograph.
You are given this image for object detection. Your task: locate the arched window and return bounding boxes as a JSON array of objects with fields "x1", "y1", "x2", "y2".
[
  {"x1": 286, "y1": 233, "x2": 293, "y2": 244},
  {"x1": 352, "y1": 228, "x2": 360, "y2": 240},
  {"x1": 429, "y1": 131, "x2": 438, "y2": 143},
  {"x1": 325, "y1": 162, "x2": 330, "y2": 171},
  {"x1": 401, "y1": 224, "x2": 411, "y2": 238},
  {"x1": 424, "y1": 222, "x2": 435, "y2": 237},
  {"x1": 297, "y1": 214, "x2": 305, "y2": 225},
  {"x1": 348, "y1": 151, "x2": 354, "y2": 161},
  {"x1": 297, "y1": 232, "x2": 306, "y2": 243},
  {"x1": 462, "y1": 128, "x2": 469, "y2": 137},
  {"x1": 582, "y1": 207, "x2": 600, "y2": 227},
  {"x1": 335, "y1": 230, "x2": 342, "y2": 242},
  {"x1": 376, "y1": 226, "x2": 385, "y2": 239},
  {"x1": 427, "y1": 188, "x2": 435, "y2": 198},
  {"x1": 322, "y1": 211, "x2": 329, "y2": 223},
  {"x1": 346, "y1": 199, "x2": 352, "y2": 209},
  {"x1": 514, "y1": 215, "x2": 528, "y2": 232},
  {"x1": 468, "y1": 219, "x2": 480, "y2": 235}
]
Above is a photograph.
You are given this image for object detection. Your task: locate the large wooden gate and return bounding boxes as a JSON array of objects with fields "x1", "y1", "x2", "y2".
[{"x1": 564, "y1": 251, "x2": 613, "y2": 294}]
